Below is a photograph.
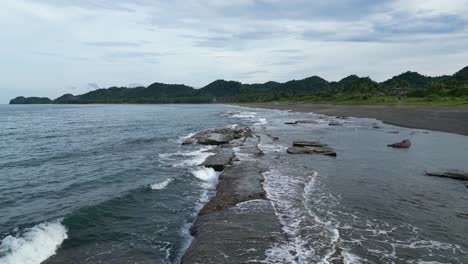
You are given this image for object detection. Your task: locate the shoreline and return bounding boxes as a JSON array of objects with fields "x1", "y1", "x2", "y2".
[{"x1": 232, "y1": 103, "x2": 468, "y2": 136}]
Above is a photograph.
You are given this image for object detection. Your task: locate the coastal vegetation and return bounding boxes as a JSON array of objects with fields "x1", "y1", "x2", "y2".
[{"x1": 10, "y1": 66, "x2": 468, "y2": 106}]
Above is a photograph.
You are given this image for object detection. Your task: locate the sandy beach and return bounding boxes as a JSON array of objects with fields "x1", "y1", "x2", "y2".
[{"x1": 234, "y1": 103, "x2": 468, "y2": 136}]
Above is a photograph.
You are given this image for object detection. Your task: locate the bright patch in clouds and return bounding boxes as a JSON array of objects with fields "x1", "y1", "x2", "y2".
[{"x1": 1, "y1": 0, "x2": 467, "y2": 102}]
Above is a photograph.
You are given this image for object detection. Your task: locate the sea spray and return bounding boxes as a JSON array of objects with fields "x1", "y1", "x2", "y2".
[
  {"x1": 191, "y1": 167, "x2": 218, "y2": 184},
  {"x1": 0, "y1": 219, "x2": 67, "y2": 264}
]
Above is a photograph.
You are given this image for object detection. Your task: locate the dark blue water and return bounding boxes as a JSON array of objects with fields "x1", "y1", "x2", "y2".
[
  {"x1": 1, "y1": 104, "x2": 467, "y2": 264},
  {"x1": 0, "y1": 104, "x2": 245, "y2": 264}
]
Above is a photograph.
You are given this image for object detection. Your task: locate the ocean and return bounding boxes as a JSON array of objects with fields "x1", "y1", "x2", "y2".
[{"x1": 0, "y1": 104, "x2": 467, "y2": 263}]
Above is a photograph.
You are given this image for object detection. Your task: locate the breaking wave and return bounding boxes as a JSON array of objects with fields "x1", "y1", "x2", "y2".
[
  {"x1": 0, "y1": 219, "x2": 67, "y2": 264},
  {"x1": 158, "y1": 146, "x2": 215, "y2": 167},
  {"x1": 150, "y1": 178, "x2": 173, "y2": 190}
]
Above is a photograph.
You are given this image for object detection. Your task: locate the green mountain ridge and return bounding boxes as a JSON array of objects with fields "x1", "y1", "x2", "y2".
[{"x1": 10, "y1": 66, "x2": 468, "y2": 104}]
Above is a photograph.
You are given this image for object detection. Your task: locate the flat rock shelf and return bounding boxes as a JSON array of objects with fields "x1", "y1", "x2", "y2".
[{"x1": 181, "y1": 126, "x2": 283, "y2": 264}]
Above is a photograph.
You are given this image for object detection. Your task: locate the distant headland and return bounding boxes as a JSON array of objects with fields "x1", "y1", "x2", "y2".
[{"x1": 10, "y1": 66, "x2": 468, "y2": 106}]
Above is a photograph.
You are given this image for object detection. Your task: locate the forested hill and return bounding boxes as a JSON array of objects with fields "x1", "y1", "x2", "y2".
[{"x1": 10, "y1": 66, "x2": 468, "y2": 104}]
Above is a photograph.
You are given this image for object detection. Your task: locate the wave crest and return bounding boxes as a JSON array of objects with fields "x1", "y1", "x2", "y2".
[{"x1": 0, "y1": 219, "x2": 67, "y2": 264}]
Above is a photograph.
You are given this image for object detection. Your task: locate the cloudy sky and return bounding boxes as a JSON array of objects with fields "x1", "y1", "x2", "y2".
[{"x1": 1, "y1": 0, "x2": 468, "y2": 103}]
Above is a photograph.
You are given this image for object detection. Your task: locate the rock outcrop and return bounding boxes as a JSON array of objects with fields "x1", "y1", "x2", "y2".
[
  {"x1": 198, "y1": 161, "x2": 267, "y2": 215},
  {"x1": 426, "y1": 170, "x2": 468, "y2": 181},
  {"x1": 329, "y1": 121, "x2": 343, "y2": 126},
  {"x1": 182, "y1": 127, "x2": 283, "y2": 263},
  {"x1": 182, "y1": 126, "x2": 252, "y2": 146},
  {"x1": 285, "y1": 120, "x2": 318, "y2": 125},
  {"x1": 202, "y1": 148, "x2": 235, "y2": 171},
  {"x1": 387, "y1": 139, "x2": 411, "y2": 148},
  {"x1": 287, "y1": 140, "x2": 337, "y2": 157}
]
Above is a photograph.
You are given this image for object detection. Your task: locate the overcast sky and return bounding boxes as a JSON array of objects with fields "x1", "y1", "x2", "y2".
[{"x1": 1, "y1": 0, "x2": 468, "y2": 103}]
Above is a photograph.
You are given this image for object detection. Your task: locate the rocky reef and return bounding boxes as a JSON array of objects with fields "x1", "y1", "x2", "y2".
[{"x1": 181, "y1": 126, "x2": 282, "y2": 263}]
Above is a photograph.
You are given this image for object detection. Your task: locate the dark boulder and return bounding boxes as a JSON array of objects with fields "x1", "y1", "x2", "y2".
[
  {"x1": 329, "y1": 121, "x2": 343, "y2": 126},
  {"x1": 387, "y1": 139, "x2": 411, "y2": 148},
  {"x1": 285, "y1": 120, "x2": 318, "y2": 125},
  {"x1": 293, "y1": 140, "x2": 327, "y2": 148},
  {"x1": 202, "y1": 148, "x2": 235, "y2": 171},
  {"x1": 198, "y1": 133, "x2": 229, "y2": 145}
]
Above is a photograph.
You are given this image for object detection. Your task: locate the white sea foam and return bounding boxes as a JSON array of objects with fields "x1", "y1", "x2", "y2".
[
  {"x1": 342, "y1": 252, "x2": 363, "y2": 264},
  {"x1": 258, "y1": 143, "x2": 287, "y2": 154},
  {"x1": 191, "y1": 167, "x2": 218, "y2": 184},
  {"x1": 255, "y1": 118, "x2": 268, "y2": 125},
  {"x1": 231, "y1": 111, "x2": 257, "y2": 119},
  {"x1": 177, "y1": 132, "x2": 196, "y2": 144},
  {"x1": 261, "y1": 165, "x2": 344, "y2": 263},
  {"x1": 0, "y1": 220, "x2": 67, "y2": 264},
  {"x1": 159, "y1": 146, "x2": 215, "y2": 167},
  {"x1": 150, "y1": 178, "x2": 173, "y2": 190}
]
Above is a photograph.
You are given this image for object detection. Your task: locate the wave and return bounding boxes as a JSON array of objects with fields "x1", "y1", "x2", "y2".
[
  {"x1": 231, "y1": 111, "x2": 257, "y2": 119},
  {"x1": 255, "y1": 118, "x2": 268, "y2": 125},
  {"x1": 158, "y1": 146, "x2": 215, "y2": 167},
  {"x1": 191, "y1": 167, "x2": 218, "y2": 185},
  {"x1": 0, "y1": 219, "x2": 67, "y2": 264},
  {"x1": 177, "y1": 132, "x2": 196, "y2": 144},
  {"x1": 178, "y1": 167, "x2": 220, "y2": 261},
  {"x1": 150, "y1": 178, "x2": 173, "y2": 190}
]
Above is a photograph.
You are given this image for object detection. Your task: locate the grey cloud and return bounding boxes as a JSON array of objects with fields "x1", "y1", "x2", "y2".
[{"x1": 32, "y1": 0, "x2": 152, "y2": 12}]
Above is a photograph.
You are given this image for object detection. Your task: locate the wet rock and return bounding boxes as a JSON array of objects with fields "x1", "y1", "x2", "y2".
[
  {"x1": 202, "y1": 148, "x2": 235, "y2": 171},
  {"x1": 372, "y1": 123, "x2": 382, "y2": 129},
  {"x1": 285, "y1": 120, "x2": 318, "y2": 125},
  {"x1": 293, "y1": 140, "x2": 327, "y2": 148},
  {"x1": 199, "y1": 161, "x2": 267, "y2": 215},
  {"x1": 329, "y1": 121, "x2": 343, "y2": 126},
  {"x1": 198, "y1": 133, "x2": 230, "y2": 145},
  {"x1": 183, "y1": 126, "x2": 252, "y2": 146},
  {"x1": 388, "y1": 131, "x2": 399, "y2": 134},
  {"x1": 287, "y1": 140, "x2": 337, "y2": 157},
  {"x1": 182, "y1": 200, "x2": 283, "y2": 264},
  {"x1": 287, "y1": 146, "x2": 337, "y2": 156},
  {"x1": 410, "y1": 131, "x2": 430, "y2": 135},
  {"x1": 387, "y1": 139, "x2": 411, "y2": 148},
  {"x1": 182, "y1": 137, "x2": 197, "y2": 145},
  {"x1": 426, "y1": 170, "x2": 468, "y2": 181},
  {"x1": 182, "y1": 128, "x2": 284, "y2": 264},
  {"x1": 465, "y1": 182, "x2": 468, "y2": 188}
]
